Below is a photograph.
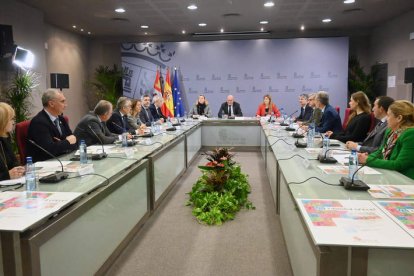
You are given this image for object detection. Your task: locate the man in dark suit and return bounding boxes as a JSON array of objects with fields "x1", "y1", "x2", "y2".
[
  {"x1": 314, "y1": 91, "x2": 342, "y2": 133},
  {"x1": 107, "y1": 97, "x2": 137, "y2": 135},
  {"x1": 149, "y1": 95, "x2": 167, "y2": 122},
  {"x1": 26, "y1": 89, "x2": 77, "y2": 162},
  {"x1": 139, "y1": 94, "x2": 155, "y2": 126},
  {"x1": 295, "y1": 94, "x2": 313, "y2": 122},
  {"x1": 218, "y1": 95, "x2": 243, "y2": 118},
  {"x1": 346, "y1": 96, "x2": 394, "y2": 153},
  {"x1": 74, "y1": 100, "x2": 118, "y2": 146},
  {"x1": 300, "y1": 93, "x2": 322, "y2": 127}
]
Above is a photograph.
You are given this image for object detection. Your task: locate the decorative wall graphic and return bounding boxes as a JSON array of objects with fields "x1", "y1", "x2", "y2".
[{"x1": 121, "y1": 37, "x2": 349, "y2": 117}]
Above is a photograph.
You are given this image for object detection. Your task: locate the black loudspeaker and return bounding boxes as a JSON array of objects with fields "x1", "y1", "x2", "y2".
[
  {"x1": 0, "y1": 24, "x2": 14, "y2": 58},
  {"x1": 50, "y1": 73, "x2": 70, "y2": 89},
  {"x1": 404, "y1": 68, "x2": 414, "y2": 84}
]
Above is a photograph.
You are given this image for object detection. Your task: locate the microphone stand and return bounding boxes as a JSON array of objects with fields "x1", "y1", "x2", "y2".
[
  {"x1": 87, "y1": 125, "x2": 108, "y2": 159},
  {"x1": 280, "y1": 110, "x2": 298, "y2": 127},
  {"x1": 28, "y1": 140, "x2": 69, "y2": 183},
  {"x1": 318, "y1": 148, "x2": 338, "y2": 164}
]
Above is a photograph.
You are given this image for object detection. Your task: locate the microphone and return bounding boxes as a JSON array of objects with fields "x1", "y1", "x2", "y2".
[
  {"x1": 339, "y1": 152, "x2": 380, "y2": 191},
  {"x1": 28, "y1": 139, "x2": 69, "y2": 183},
  {"x1": 292, "y1": 125, "x2": 307, "y2": 138},
  {"x1": 317, "y1": 148, "x2": 340, "y2": 164},
  {"x1": 112, "y1": 121, "x2": 125, "y2": 132},
  {"x1": 87, "y1": 125, "x2": 108, "y2": 159},
  {"x1": 280, "y1": 110, "x2": 298, "y2": 126}
]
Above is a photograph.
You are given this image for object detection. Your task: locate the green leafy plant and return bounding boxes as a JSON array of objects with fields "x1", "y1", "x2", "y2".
[
  {"x1": 88, "y1": 64, "x2": 123, "y2": 107},
  {"x1": 348, "y1": 56, "x2": 375, "y2": 102},
  {"x1": 187, "y1": 148, "x2": 255, "y2": 225},
  {"x1": 5, "y1": 70, "x2": 39, "y2": 122}
]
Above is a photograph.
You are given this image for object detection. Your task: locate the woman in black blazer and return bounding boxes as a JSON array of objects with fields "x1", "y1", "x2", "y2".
[
  {"x1": 326, "y1": 91, "x2": 372, "y2": 143},
  {"x1": 0, "y1": 103, "x2": 25, "y2": 181}
]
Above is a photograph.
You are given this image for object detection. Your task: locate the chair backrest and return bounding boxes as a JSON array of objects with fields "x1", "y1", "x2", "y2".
[
  {"x1": 342, "y1": 108, "x2": 351, "y2": 130},
  {"x1": 15, "y1": 120, "x2": 31, "y2": 165}
]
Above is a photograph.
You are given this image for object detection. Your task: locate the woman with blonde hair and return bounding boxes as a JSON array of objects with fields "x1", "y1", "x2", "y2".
[
  {"x1": 326, "y1": 91, "x2": 371, "y2": 142},
  {"x1": 189, "y1": 95, "x2": 212, "y2": 117},
  {"x1": 359, "y1": 100, "x2": 414, "y2": 179},
  {"x1": 256, "y1": 94, "x2": 281, "y2": 117},
  {"x1": 0, "y1": 102, "x2": 25, "y2": 180}
]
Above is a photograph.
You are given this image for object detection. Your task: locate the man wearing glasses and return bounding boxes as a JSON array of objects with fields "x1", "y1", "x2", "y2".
[
  {"x1": 26, "y1": 89, "x2": 77, "y2": 162},
  {"x1": 107, "y1": 97, "x2": 137, "y2": 135}
]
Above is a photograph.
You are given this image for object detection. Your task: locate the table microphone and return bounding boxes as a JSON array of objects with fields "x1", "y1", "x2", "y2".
[
  {"x1": 339, "y1": 152, "x2": 381, "y2": 190},
  {"x1": 317, "y1": 148, "x2": 341, "y2": 164},
  {"x1": 28, "y1": 139, "x2": 69, "y2": 183},
  {"x1": 292, "y1": 126, "x2": 306, "y2": 138},
  {"x1": 87, "y1": 125, "x2": 108, "y2": 159},
  {"x1": 112, "y1": 121, "x2": 125, "y2": 132},
  {"x1": 280, "y1": 110, "x2": 298, "y2": 126}
]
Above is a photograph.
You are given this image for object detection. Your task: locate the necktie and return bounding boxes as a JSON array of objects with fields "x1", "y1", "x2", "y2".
[
  {"x1": 228, "y1": 105, "x2": 232, "y2": 116},
  {"x1": 54, "y1": 118, "x2": 62, "y2": 136},
  {"x1": 101, "y1": 122, "x2": 106, "y2": 132},
  {"x1": 301, "y1": 107, "x2": 304, "y2": 118},
  {"x1": 122, "y1": 115, "x2": 127, "y2": 129}
]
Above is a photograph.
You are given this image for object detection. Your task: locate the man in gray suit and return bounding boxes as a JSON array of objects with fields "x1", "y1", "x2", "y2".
[
  {"x1": 346, "y1": 96, "x2": 394, "y2": 153},
  {"x1": 74, "y1": 100, "x2": 118, "y2": 146}
]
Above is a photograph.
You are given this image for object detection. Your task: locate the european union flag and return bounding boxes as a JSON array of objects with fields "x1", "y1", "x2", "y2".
[{"x1": 172, "y1": 68, "x2": 185, "y2": 117}]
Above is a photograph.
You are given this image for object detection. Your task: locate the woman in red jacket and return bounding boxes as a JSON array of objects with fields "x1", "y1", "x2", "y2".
[{"x1": 256, "y1": 94, "x2": 281, "y2": 117}]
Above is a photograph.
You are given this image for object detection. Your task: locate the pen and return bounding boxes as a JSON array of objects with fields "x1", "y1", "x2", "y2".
[{"x1": 53, "y1": 137, "x2": 61, "y2": 141}]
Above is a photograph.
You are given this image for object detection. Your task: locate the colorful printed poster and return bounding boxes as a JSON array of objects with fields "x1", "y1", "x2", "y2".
[
  {"x1": 374, "y1": 201, "x2": 414, "y2": 238},
  {"x1": 317, "y1": 165, "x2": 381, "y2": 175},
  {"x1": 296, "y1": 199, "x2": 414, "y2": 247},
  {"x1": 368, "y1": 185, "x2": 414, "y2": 199},
  {"x1": 0, "y1": 191, "x2": 82, "y2": 231}
]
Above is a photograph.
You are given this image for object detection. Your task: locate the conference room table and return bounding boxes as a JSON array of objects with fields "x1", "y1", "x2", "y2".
[{"x1": 1, "y1": 117, "x2": 413, "y2": 276}]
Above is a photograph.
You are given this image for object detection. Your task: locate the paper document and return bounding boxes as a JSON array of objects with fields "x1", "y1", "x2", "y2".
[
  {"x1": 0, "y1": 177, "x2": 25, "y2": 186},
  {"x1": 368, "y1": 185, "x2": 414, "y2": 199}
]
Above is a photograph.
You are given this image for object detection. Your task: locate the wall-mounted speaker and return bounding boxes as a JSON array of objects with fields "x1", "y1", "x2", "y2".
[
  {"x1": 0, "y1": 24, "x2": 14, "y2": 58},
  {"x1": 404, "y1": 68, "x2": 414, "y2": 84},
  {"x1": 50, "y1": 73, "x2": 70, "y2": 90}
]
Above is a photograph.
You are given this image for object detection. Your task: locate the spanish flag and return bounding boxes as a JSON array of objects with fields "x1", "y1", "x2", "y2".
[{"x1": 163, "y1": 67, "x2": 175, "y2": 117}]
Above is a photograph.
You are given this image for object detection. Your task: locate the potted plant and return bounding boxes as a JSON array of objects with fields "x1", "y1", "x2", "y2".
[
  {"x1": 187, "y1": 148, "x2": 255, "y2": 225},
  {"x1": 87, "y1": 64, "x2": 123, "y2": 108}
]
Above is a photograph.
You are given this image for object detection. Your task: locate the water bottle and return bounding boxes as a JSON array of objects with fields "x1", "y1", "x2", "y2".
[
  {"x1": 322, "y1": 134, "x2": 330, "y2": 156},
  {"x1": 79, "y1": 140, "x2": 88, "y2": 164},
  {"x1": 167, "y1": 117, "x2": 172, "y2": 127},
  {"x1": 25, "y1": 156, "x2": 37, "y2": 191},
  {"x1": 348, "y1": 150, "x2": 359, "y2": 180},
  {"x1": 280, "y1": 108, "x2": 286, "y2": 123},
  {"x1": 307, "y1": 123, "x2": 315, "y2": 147},
  {"x1": 151, "y1": 122, "x2": 156, "y2": 134},
  {"x1": 122, "y1": 129, "x2": 128, "y2": 147}
]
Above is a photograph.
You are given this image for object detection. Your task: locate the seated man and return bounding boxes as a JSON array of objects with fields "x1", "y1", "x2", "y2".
[
  {"x1": 149, "y1": 95, "x2": 167, "y2": 122},
  {"x1": 295, "y1": 94, "x2": 313, "y2": 122},
  {"x1": 139, "y1": 94, "x2": 155, "y2": 126},
  {"x1": 299, "y1": 93, "x2": 322, "y2": 127},
  {"x1": 218, "y1": 95, "x2": 243, "y2": 118},
  {"x1": 107, "y1": 97, "x2": 137, "y2": 135},
  {"x1": 314, "y1": 91, "x2": 342, "y2": 133},
  {"x1": 346, "y1": 96, "x2": 394, "y2": 153},
  {"x1": 74, "y1": 100, "x2": 118, "y2": 146},
  {"x1": 26, "y1": 89, "x2": 77, "y2": 162}
]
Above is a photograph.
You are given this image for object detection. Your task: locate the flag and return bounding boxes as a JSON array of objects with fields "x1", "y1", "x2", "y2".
[
  {"x1": 172, "y1": 68, "x2": 185, "y2": 117},
  {"x1": 153, "y1": 67, "x2": 161, "y2": 94},
  {"x1": 162, "y1": 67, "x2": 175, "y2": 117}
]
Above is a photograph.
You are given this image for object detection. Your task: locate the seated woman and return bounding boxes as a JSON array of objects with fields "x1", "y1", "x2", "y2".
[
  {"x1": 0, "y1": 103, "x2": 25, "y2": 181},
  {"x1": 326, "y1": 91, "x2": 371, "y2": 143},
  {"x1": 128, "y1": 99, "x2": 146, "y2": 134},
  {"x1": 358, "y1": 100, "x2": 414, "y2": 180},
  {"x1": 256, "y1": 94, "x2": 281, "y2": 117},
  {"x1": 189, "y1": 95, "x2": 212, "y2": 117}
]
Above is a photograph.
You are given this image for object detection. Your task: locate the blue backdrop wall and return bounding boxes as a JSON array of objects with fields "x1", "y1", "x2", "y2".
[{"x1": 121, "y1": 37, "x2": 349, "y2": 117}]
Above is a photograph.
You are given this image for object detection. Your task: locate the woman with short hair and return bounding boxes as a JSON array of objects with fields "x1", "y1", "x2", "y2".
[{"x1": 0, "y1": 102, "x2": 25, "y2": 180}]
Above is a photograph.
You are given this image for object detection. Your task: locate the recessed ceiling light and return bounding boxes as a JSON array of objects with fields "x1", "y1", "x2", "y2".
[
  {"x1": 198, "y1": 23, "x2": 207, "y2": 27},
  {"x1": 141, "y1": 25, "x2": 149, "y2": 29},
  {"x1": 260, "y1": 27, "x2": 264, "y2": 31},
  {"x1": 343, "y1": 0, "x2": 355, "y2": 3},
  {"x1": 220, "y1": 28, "x2": 224, "y2": 33},
  {"x1": 115, "y1": 8, "x2": 125, "y2": 13},
  {"x1": 187, "y1": 4, "x2": 197, "y2": 10},
  {"x1": 322, "y1": 18, "x2": 332, "y2": 23},
  {"x1": 182, "y1": 30, "x2": 186, "y2": 34},
  {"x1": 80, "y1": 28, "x2": 84, "y2": 32},
  {"x1": 72, "y1": 25, "x2": 77, "y2": 29},
  {"x1": 264, "y1": 1, "x2": 275, "y2": 7},
  {"x1": 88, "y1": 32, "x2": 91, "y2": 35},
  {"x1": 260, "y1": 21, "x2": 268, "y2": 25},
  {"x1": 300, "y1": 25, "x2": 305, "y2": 31}
]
